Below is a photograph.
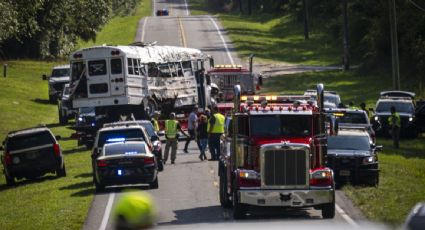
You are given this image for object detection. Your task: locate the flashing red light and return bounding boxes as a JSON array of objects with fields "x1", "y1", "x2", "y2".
[
  {"x1": 144, "y1": 157, "x2": 155, "y2": 165},
  {"x1": 73, "y1": 53, "x2": 83, "y2": 59},
  {"x1": 53, "y1": 143, "x2": 61, "y2": 157},
  {"x1": 288, "y1": 107, "x2": 292, "y2": 111},
  {"x1": 97, "y1": 160, "x2": 108, "y2": 167},
  {"x1": 4, "y1": 152, "x2": 12, "y2": 165}
]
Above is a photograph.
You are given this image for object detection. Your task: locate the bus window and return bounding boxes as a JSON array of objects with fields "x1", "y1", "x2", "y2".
[
  {"x1": 170, "y1": 63, "x2": 178, "y2": 77},
  {"x1": 182, "y1": 61, "x2": 192, "y2": 76},
  {"x1": 127, "y1": 58, "x2": 134, "y2": 75},
  {"x1": 148, "y1": 63, "x2": 159, "y2": 77},
  {"x1": 89, "y1": 83, "x2": 108, "y2": 94},
  {"x1": 88, "y1": 60, "x2": 107, "y2": 76},
  {"x1": 71, "y1": 61, "x2": 85, "y2": 81},
  {"x1": 177, "y1": 62, "x2": 184, "y2": 77},
  {"x1": 133, "y1": 59, "x2": 140, "y2": 75},
  {"x1": 158, "y1": 63, "x2": 172, "y2": 78},
  {"x1": 111, "y1": 58, "x2": 122, "y2": 74}
]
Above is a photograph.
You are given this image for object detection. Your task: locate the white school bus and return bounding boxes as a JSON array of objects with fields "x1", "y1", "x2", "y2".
[{"x1": 69, "y1": 44, "x2": 212, "y2": 119}]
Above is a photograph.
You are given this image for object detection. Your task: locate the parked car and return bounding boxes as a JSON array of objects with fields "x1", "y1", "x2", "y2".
[
  {"x1": 58, "y1": 84, "x2": 77, "y2": 124},
  {"x1": 43, "y1": 64, "x2": 70, "y2": 103},
  {"x1": 326, "y1": 108, "x2": 377, "y2": 143},
  {"x1": 1, "y1": 126, "x2": 66, "y2": 185},
  {"x1": 326, "y1": 128, "x2": 381, "y2": 186},
  {"x1": 93, "y1": 141, "x2": 159, "y2": 192},
  {"x1": 372, "y1": 91, "x2": 417, "y2": 138},
  {"x1": 103, "y1": 120, "x2": 163, "y2": 171},
  {"x1": 156, "y1": 8, "x2": 169, "y2": 16},
  {"x1": 304, "y1": 90, "x2": 342, "y2": 108}
]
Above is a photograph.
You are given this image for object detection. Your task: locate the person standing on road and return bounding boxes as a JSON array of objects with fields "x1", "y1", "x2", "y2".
[
  {"x1": 151, "y1": 111, "x2": 160, "y2": 132},
  {"x1": 184, "y1": 106, "x2": 199, "y2": 153},
  {"x1": 388, "y1": 106, "x2": 401, "y2": 148},
  {"x1": 164, "y1": 113, "x2": 188, "y2": 164},
  {"x1": 208, "y1": 107, "x2": 225, "y2": 161},
  {"x1": 197, "y1": 115, "x2": 208, "y2": 161},
  {"x1": 360, "y1": 102, "x2": 371, "y2": 118}
]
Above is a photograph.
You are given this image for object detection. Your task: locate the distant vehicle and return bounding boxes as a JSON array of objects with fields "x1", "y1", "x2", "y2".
[
  {"x1": 326, "y1": 129, "x2": 381, "y2": 186},
  {"x1": 415, "y1": 99, "x2": 425, "y2": 133},
  {"x1": 156, "y1": 8, "x2": 169, "y2": 16},
  {"x1": 326, "y1": 108, "x2": 376, "y2": 143},
  {"x1": 372, "y1": 91, "x2": 417, "y2": 138},
  {"x1": 103, "y1": 120, "x2": 163, "y2": 171},
  {"x1": 404, "y1": 202, "x2": 425, "y2": 230},
  {"x1": 93, "y1": 141, "x2": 159, "y2": 192},
  {"x1": 43, "y1": 64, "x2": 70, "y2": 103},
  {"x1": 304, "y1": 90, "x2": 342, "y2": 108},
  {"x1": 1, "y1": 126, "x2": 66, "y2": 185},
  {"x1": 58, "y1": 84, "x2": 78, "y2": 124},
  {"x1": 72, "y1": 107, "x2": 98, "y2": 149}
]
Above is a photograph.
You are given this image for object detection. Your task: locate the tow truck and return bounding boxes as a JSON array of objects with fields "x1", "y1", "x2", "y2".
[{"x1": 219, "y1": 84, "x2": 335, "y2": 219}]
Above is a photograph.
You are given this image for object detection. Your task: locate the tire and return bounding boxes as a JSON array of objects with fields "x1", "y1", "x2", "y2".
[
  {"x1": 219, "y1": 170, "x2": 232, "y2": 208},
  {"x1": 321, "y1": 189, "x2": 335, "y2": 219},
  {"x1": 95, "y1": 180, "x2": 105, "y2": 193},
  {"x1": 144, "y1": 98, "x2": 158, "y2": 118},
  {"x1": 5, "y1": 174, "x2": 15, "y2": 186},
  {"x1": 232, "y1": 188, "x2": 246, "y2": 219},
  {"x1": 157, "y1": 160, "x2": 164, "y2": 172},
  {"x1": 149, "y1": 177, "x2": 159, "y2": 189},
  {"x1": 56, "y1": 163, "x2": 67, "y2": 177}
]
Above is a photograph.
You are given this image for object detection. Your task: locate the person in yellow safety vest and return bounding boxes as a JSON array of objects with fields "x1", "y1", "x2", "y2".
[
  {"x1": 388, "y1": 106, "x2": 401, "y2": 148},
  {"x1": 151, "y1": 111, "x2": 160, "y2": 132},
  {"x1": 208, "y1": 106, "x2": 225, "y2": 161},
  {"x1": 163, "y1": 112, "x2": 188, "y2": 164}
]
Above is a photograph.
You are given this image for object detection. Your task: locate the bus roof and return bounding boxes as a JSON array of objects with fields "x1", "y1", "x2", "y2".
[{"x1": 70, "y1": 45, "x2": 207, "y2": 63}]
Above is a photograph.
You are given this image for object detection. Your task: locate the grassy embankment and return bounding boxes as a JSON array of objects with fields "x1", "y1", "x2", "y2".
[
  {"x1": 189, "y1": 0, "x2": 424, "y2": 225},
  {"x1": 0, "y1": 0, "x2": 151, "y2": 229}
]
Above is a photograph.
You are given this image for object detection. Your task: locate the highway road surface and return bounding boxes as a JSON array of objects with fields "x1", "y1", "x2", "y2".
[{"x1": 83, "y1": 0, "x2": 373, "y2": 229}]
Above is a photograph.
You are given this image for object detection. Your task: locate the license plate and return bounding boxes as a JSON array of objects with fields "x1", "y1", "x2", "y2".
[{"x1": 339, "y1": 170, "x2": 351, "y2": 176}]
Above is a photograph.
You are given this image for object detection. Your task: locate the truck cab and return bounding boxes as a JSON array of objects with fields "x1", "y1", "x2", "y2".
[{"x1": 219, "y1": 84, "x2": 335, "y2": 219}]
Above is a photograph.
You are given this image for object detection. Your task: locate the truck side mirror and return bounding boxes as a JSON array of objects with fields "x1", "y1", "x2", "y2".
[
  {"x1": 42, "y1": 74, "x2": 48, "y2": 80},
  {"x1": 375, "y1": 145, "x2": 383, "y2": 151}
]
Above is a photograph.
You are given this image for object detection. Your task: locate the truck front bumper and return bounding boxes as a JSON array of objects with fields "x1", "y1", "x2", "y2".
[{"x1": 238, "y1": 188, "x2": 334, "y2": 207}]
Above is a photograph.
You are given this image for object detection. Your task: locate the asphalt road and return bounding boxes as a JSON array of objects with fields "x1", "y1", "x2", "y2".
[{"x1": 84, "y1": 0, "x2": 371, "y2": 229}]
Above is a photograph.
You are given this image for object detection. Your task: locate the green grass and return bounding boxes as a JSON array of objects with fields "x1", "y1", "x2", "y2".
[
  {"x1": 260, "y1": 70, "x2": 425, "y2": 225},
  {"x1": 77, "y1": 0, "x2": 152, "y2": 48},
  {"x1": 0, "y1": 61, "x2": 93, "y2": 229},
  {"x1": 188, "y1": 0, "x2": 341, "y2": 66}
]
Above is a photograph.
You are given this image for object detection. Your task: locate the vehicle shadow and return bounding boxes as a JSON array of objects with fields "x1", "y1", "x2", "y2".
[
  {"x1": 62, "y1": 146, "x2": 88, "y2": 154},
  {"x1": 59, "y1": 180, "x2": 95, "y2": 197},
  {"x1": 74, "y1": 172, "x2": 92, "y2": 178},
  {"x1": 32, "y1": 98, "x2": 53, "y2": 105},
  {"x1": 0, "y1": 175, "x2": 58, "y2": 192}
]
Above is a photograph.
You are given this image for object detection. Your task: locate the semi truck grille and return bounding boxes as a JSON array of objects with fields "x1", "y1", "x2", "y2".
[{"x1": 263, "y1": 149, "x2": 307, "y2": 186}]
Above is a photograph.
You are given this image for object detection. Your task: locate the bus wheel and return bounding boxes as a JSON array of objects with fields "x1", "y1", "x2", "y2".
[{"x1": 144, "y1": 98, "x2": 158, "y2": 118}]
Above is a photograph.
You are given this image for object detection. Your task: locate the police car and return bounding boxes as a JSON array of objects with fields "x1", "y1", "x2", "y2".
[{"x1": 93, "y1": 141, "x2": 158, "y2": 192}]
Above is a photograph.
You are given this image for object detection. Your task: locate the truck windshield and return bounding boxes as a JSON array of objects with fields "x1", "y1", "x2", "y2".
[
  {"x1": 71, "y1": 61, "x2": 85, "y2": 81},
  {"x1": 51, "y1": 68, "x2": 70, "y2": 78},
  {"x1": 328, "y1": 135, "x2": 370, "y2": 151},
  {"x1": 376, "y1": 101, "x2": 414, "y2": 113},
  {"x1": 250, "y1": 115, "x2": 312, "y2": 137}
]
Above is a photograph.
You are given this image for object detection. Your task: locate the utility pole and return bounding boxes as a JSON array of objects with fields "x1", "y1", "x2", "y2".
[
  {"x1": 342, "y1": 0, "x2": 350, "y2": 70},
  {"x1": 303, "y1": 0, "x2": 309, "y2": 40},
  {"x1": 388, "y1": 0, "x2": 401, "y2": 90}
]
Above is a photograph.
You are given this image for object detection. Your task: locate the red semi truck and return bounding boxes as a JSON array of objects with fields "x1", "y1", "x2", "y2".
[{"x1": 218, "y1": 84, "x2": 335, "y2": 219}]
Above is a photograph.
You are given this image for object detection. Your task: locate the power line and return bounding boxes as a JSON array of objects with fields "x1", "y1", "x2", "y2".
[{"x1": 408, "y1": 0, "x2": 425, "y2": 12}]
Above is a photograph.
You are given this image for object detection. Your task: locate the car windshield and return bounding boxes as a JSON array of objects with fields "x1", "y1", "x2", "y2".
[
  {"x1": 328, "y1": 135, "x2": 370, "y2": 151},
  {"x1": 8, "y1": 131, "x2": 54, "y2": 151},
  {"x1": 63, "y1": 86, "x2": 70, "y2": 96},
  {"x1": 104, "y1": 143, "x2": 146, "y2": 156},
  {"x1": 250, "y1": 115, "x2": 312, "y2": 137},
  {"x1": 51, "y1": 68, "x2": 70, "y2": 77},
  {"x1": 335, "y1": 112, "x2": 368, "y2": 124},
  {"x1": 324, "y1": 94, "x2": 340, "y2": 107},
  {"x1": 140, "y1": 123, "x2": 156, "y2": 137},
  {"x1": 376, "y1": 101, "x2": 414, "y2": 113},
  {"x1": 98, "y1": 129, "x2": 145, "y2": 148}
]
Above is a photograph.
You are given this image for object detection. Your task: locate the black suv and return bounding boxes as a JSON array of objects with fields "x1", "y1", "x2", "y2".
[
  {"x1": 372, "y1": 91, "x2": 417, "y2": 138},
  {"x1": 1, "y1": 126, "x2": 66, "y2": 185}
]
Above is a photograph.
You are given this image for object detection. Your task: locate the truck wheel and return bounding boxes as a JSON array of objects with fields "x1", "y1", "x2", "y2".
[
  {"x1": 5, "y1": 174, "x2": 15, "y2": 186},
  {"x1": 219, "y1": 170, "x2": 232, "y2": 208},
  {"x1": 233, "y1": 189, "x2": 246, "y2": 219},
  {"x1": 56, "y1": 164, "x2": 67, "y2": 177},
  {"x1": 321, "y1": 187, "x2": 335, "y2": 219},
  {"x1": 149, "y1": 177, "x2": 159, "y2": 189},
  {"x1": 157, "y1": 160, "x2": 164, "y2": 172},
  {"x1": 144, "y1": 99, "x2": 158, "y2": 118}
]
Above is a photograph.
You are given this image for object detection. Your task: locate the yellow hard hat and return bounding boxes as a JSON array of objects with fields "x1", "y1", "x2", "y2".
[{"x1": 113, "y1": 191, "x2": 157, "y2": 229}]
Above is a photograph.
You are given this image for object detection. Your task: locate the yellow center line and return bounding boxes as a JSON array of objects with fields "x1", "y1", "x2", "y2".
[{"x1": 178, "y1": 16, "x2": 187, "y2": 47}]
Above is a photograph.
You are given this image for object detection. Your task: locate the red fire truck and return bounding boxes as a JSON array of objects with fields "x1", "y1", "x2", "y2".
[{"x1": 218, "y1": 84, "x2": 335, "y2": 219}]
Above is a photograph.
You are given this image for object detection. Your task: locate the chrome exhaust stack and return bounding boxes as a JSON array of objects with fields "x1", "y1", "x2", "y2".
[
  {"x1": 316, "y1": 83, "x2": 324, "y2": 112},
  {"x1": 233, "y1": 84, "x2": 241, "y2": 113}
]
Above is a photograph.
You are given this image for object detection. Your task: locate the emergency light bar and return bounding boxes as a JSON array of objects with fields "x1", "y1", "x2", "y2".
[
  {"x1": 240, "y1": 95, "x2": 312, "y2": 103},
  {"x1": 106, "y1": 137, "x2": 126, "y2": 143},
  {"x1": 214, "y1": 64, "x2": 242, "y2": 69}
]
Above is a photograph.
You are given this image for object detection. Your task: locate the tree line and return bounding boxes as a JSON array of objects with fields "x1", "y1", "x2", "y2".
[{"x1": 0, "y1": 0, "x2": 139, "y2": 60}]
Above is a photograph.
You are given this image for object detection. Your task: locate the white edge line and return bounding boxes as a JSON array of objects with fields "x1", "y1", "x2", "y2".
[
  {"x1": 99, "y1": 193, "x2": 116, "y2": 230},
  {"x1": 336, "y1": 204, "x2": 358, "y2": 227},
  {"x1": 183, "y1": 0, "x2": 190, "y2": 16},
  {"x1": 141, "y1": 17, "x2": 148, "y2": 42},
  {"x1": 208, "y1": 16, "x2": 235, "y2": 65}
]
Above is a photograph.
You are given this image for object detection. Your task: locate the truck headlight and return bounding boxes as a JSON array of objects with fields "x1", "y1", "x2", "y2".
[
  {"x1": 409, "y1": 117, "x2": 413, "y2": 122},
  {"x1": 362, "y1": 156, "x2": 375, "y2": 165},
  {"x1": 238, "y1": 170, "x2": 259, "y2": 180},
  {"x1": 374, "y1": 116, "x2": 379, "y2": 121}
]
